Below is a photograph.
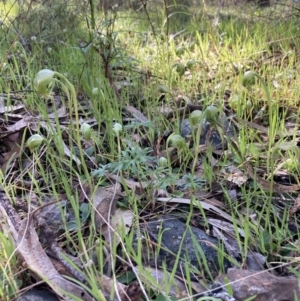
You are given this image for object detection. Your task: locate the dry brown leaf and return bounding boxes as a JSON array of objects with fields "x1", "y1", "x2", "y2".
[
  {"x1": 157, "y1": 197, "x2": 233, "y2": 222},
  {"x1": 50, "y1": 257, "x2": 75, "y2": 278},
  {"x1": 62, "y1": 140, "x2": 81, "y2": 165},
  {"x1": 245, "y1": 157, "x2": 300, "y2": 193},
  {"x1": 230, "y1": 138, "x2": 300, "y2": 193},
  {"x1": 109, "y1": 208, "x2": 134, "y2": 245},
  {"x1": 39, "y1": 121, "x2": 68, "y2": 132},
  {"x1": 108, "y1": 174, "x2": 148, "y2": 194},
  {"x1": 1, "y1": 212, "x2": 93, "y2": 301},
  {"x1": 289, "y1": 193, "x2": 300, "y2": 215},
  {"x1": 208, "y1": 218, "x2": 245, "y2": 237},
  {"x1": 48, "y1": 105, "x2": 68, "y2": 118},
  {"x1": 5, "y1": 116, "x2": 33, "y2": 133},
  {"x1": 209, "y1": 218, "x2": 246, "y2": 260},
  {"x1": 136, "y1": 266, "x2": 206, "y2": 298},
  {"x1": 100, "y1": 275, "x2": 142, "y2": 301},
  {"x1": 0, "y1": 103, "x2": 25, "y2": 114},
  {"x1": 123, "y1": 105, "x2": 149, "y2": 123},
  {"x1": 0, "y1": 132, "x2": 23, "y2": 173},
  {"x1": 93, "y1": 183, "x2": 122, "y2": 232},
  {"x1": 1, "y1": 196, "x2": 140, "y2": 301},
  {"x1": 198, "y1": 196, "x2": 226, "y2": 208},
  {"x1": 124, "y1": 282, "x2": 142, "y2": 301},
  {"x1": 221, "y1": 164, "x2": 248, "y2": 186},
  {"x1": 235, "y1": 116, "x2": 269, "y2": 133}
]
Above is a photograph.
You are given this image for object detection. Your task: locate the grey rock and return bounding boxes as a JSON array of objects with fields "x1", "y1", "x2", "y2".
[
  {"x1": 133, "y1": 216, "x2": 230, "y2": 279},
  {"x1": 246, "y1": 252, "x2": 266, "y2": 271},
  {"x1": 217, "y1": 268, "x2": 300, "y2": 301},
  {"x1": 180, "y1": 116, "x2": 236, "y2": 150},
  {"x1": 15, "y1": 289, "x2": 59, "y2": 301}
]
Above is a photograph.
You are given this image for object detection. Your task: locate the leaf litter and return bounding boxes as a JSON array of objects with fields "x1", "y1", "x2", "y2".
[
  {"x1": 1, "y1": 18, "x2": 300, "y2": 301},
  {"x1": 2, "y1": 75, "x2": 300, "y2": 301},
  {"x1": 1, "y1": 68, "x2": 299, "y2": 300}
]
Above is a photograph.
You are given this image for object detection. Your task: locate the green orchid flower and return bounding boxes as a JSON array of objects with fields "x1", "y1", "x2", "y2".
[{"x1": 33, "y1": 69, "x2": 55, "y2": 98}]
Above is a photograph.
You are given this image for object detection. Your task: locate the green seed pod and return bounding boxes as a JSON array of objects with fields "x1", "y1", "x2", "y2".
[{"x1": 27, "y1": 134, "x2": 44, "y2": 152}]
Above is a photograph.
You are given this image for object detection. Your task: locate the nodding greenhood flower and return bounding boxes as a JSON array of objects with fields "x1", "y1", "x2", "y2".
[
  {"x1": 174, "y1": 63, "x2": 185, "y2": 77},
  {"x1": 242, "y1": 70, "x2": 256, "y2": 87},
  {"x1": 158, "y1": 85, "x2": 171, "y2": 94},
  {"x1": 175, "y1": 46, "x2": 185, "y2": 57},
  {"x1": 186, "y1": 59, "x2": 197, "y2": 70},
  {"x1": 169, "y1": 134, "x2": 185, "y2": 149},
  {"x1": 92, "y1": 88, "x2": 99, "y2": 95},
  {"x1": 113, "y1": 123, "x2": 123, "y2": 137},
  {"x1": 204, "y1": 105, "x2": 219, "y2": 125},
  {"x1": 246, "y1": 99, "x2": 253, "y2": 110},
  {"x1": 159, "y1": 156, "x2": 168, "y2": 167},
  {"x1": 229, "y1": 94, "x2": 241, "y2": 109},
  {"x1": 80, "y1": 122, "x2": 92, "y2": 140},
  {"x1": 33, "y1": 68, "x2": 86, "y2": 164},
  {"x1": 27, "y1": 134, "x2": 44, "y2": 152},
  {"x1": 190, "y1": 110, "x2": 202, "y2": 126},
  {"x1": 188, "y1": 42, "x2": 196, "y2": 51},
  {"x1": 33, "y1": 69, "x2": 55, "y2": 98}
]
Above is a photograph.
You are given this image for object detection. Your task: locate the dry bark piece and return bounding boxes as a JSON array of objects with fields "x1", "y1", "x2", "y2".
[{"x1": 217, "y1": 268, "x2": 300, "y2": 301}]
